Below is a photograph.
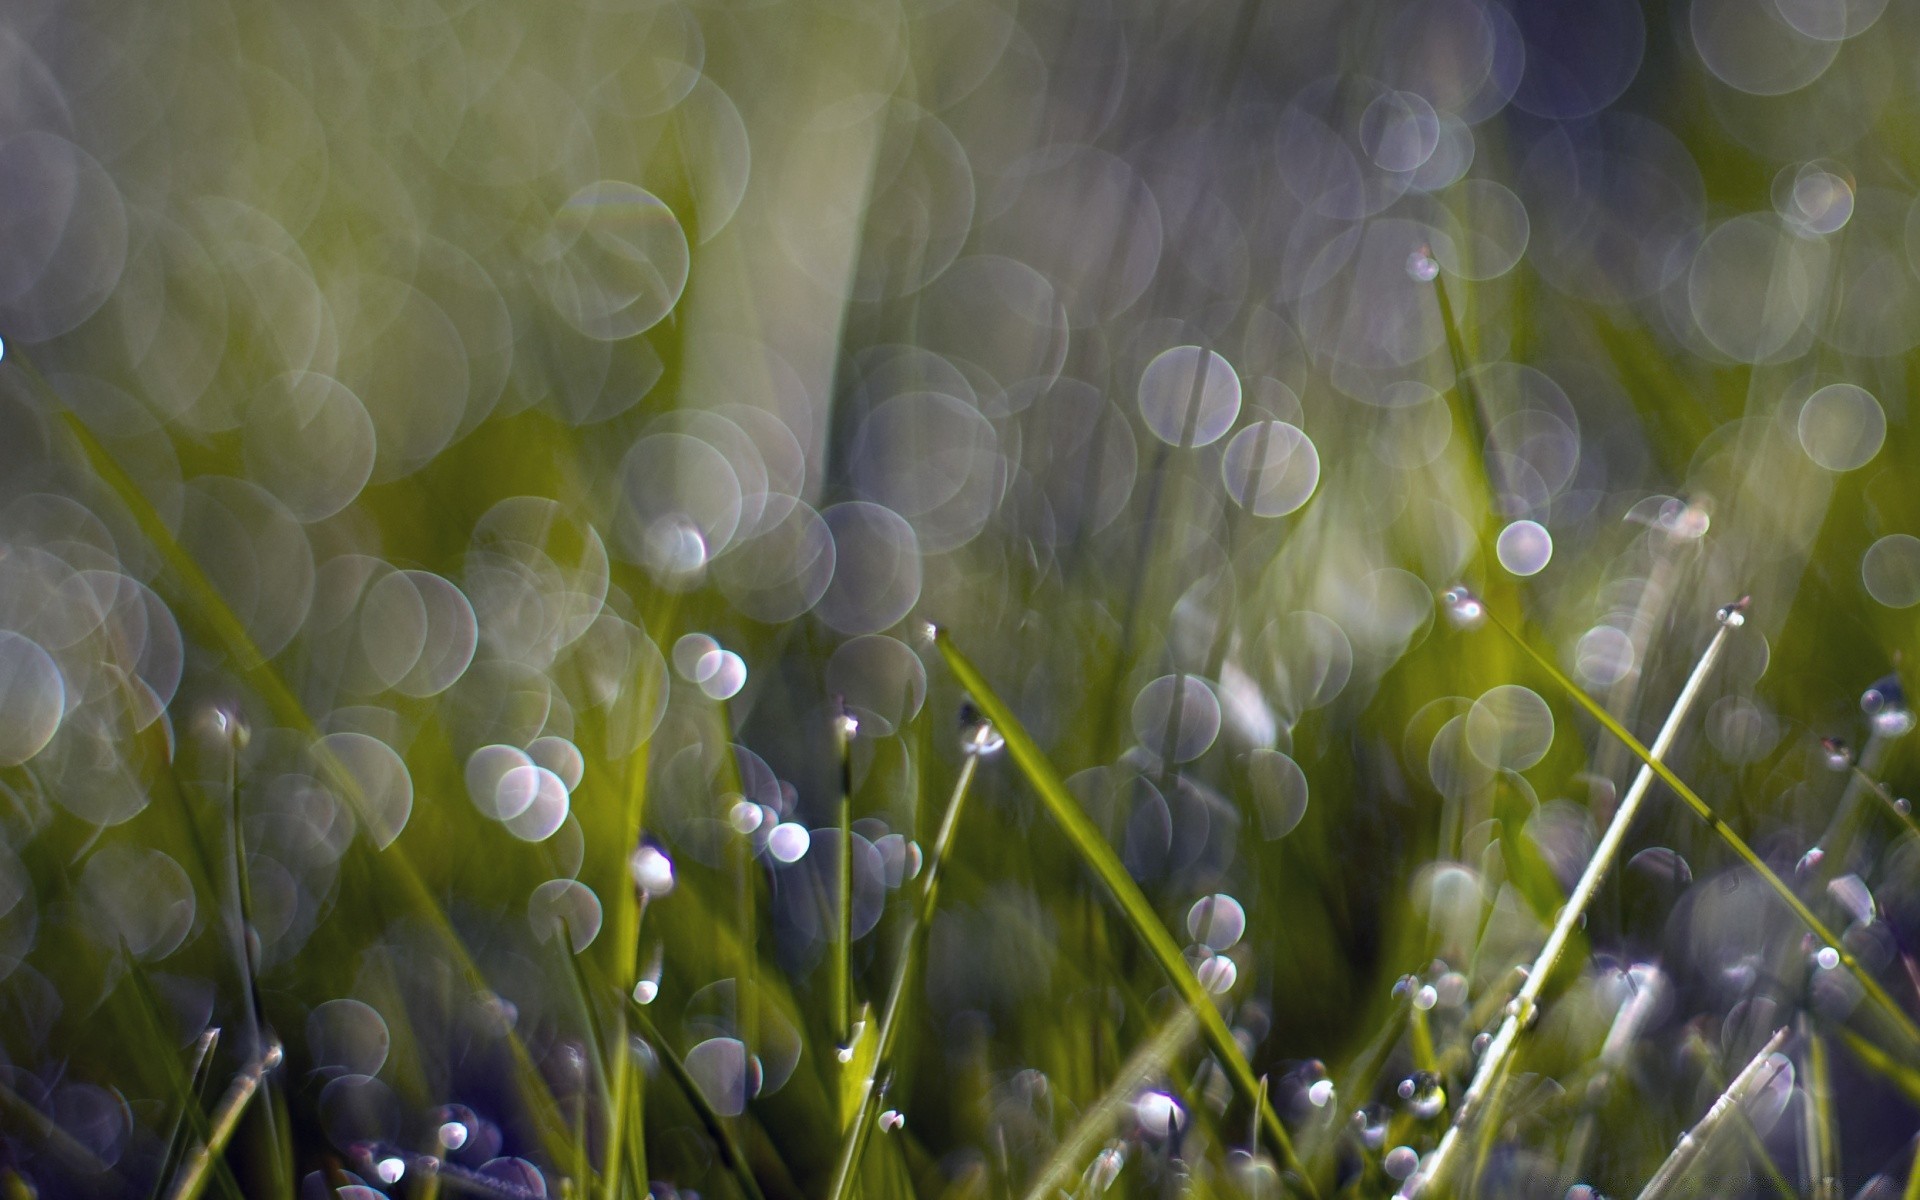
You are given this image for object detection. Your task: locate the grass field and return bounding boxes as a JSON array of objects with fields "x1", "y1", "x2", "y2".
[{"x1": 3, "y1": 0, "x2": 1920, "y2": 1197}]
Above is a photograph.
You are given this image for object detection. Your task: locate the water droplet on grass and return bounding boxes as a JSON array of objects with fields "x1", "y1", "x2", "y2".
[
  {"x1": 1133, "y1": 1090, "x2": 1184, "y2": 1137},
  {"x1": 1385, "y1": 1146, "x2": 1420, "y2": 1180}
]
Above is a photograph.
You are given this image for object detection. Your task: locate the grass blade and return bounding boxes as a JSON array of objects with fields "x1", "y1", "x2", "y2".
[
  {"x1": 933, "y1": 628, "x2": 1319, "y2": 1200},
  {"x1": 825, "y1": 746, "x2": 982, "y2": 1200},
  {"x1": 626, "y1": 998, "x2": 768, "y2": 1200}
]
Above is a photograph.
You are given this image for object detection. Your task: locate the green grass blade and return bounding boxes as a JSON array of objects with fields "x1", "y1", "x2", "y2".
[
  {"x1": 1018, "y1": 1003, "x2": 1201, "y2": 1200},
  {"x1": 1480, "y1": 606, "x2": 1920, "y2": 1058},
  {"x1": 826, "y1": 750, "x2": 981, "y2": 1200},
  {"x1": 933, "y1": 629, "x2": 1320, "y2": 1200}
]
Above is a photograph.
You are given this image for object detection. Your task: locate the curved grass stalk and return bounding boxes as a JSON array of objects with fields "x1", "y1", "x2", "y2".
[
  {"x1": 933, "y1": 629, "x2": 1319, "y2": 1200},
  {"x1": 166, "y1": 1039, "x2": 283, "y2": 1200},
  {"x1": 625, "y1": 999, "x2": 767, "y2": 1200},
  {"x1": 824, "y1": 749, "x2": 981, "y2": 1200},
  {"x1": 1018, "y1": 1004, "x2": 1202, "y2": 1200},
  {"x1": 1480, "y1": 604, "x2": 1920, "y2": 1059},
  {"x1": 1635, "y1": 1027, "x2": 1790, "y2": 1200},
  {"x1": 1414, "y1": 604, "x2": 1738, "y2": 1196}
]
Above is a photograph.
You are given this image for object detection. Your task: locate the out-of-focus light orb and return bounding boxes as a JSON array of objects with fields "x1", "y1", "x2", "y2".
[
  {"x1": 696, "y1": 649, "x2": 747, "y2": 700},
  {"x1": 1863, "y1": 535, "x2": 1920, "y2": 608},
  {"x1": 1138, "y1": 346, "x2": 1241, "y2": 448},
  {"x1": 1574, "y1": 625, "x2": 1635, "y2": 686},
  {"x1": 1778, "y1": 162, "x2": 1854, "y2": 236},
  {"x1": 1131, "y1": 673, "x2": 1222, "y2": 763},
  {"x1": 729, "y1": 800, "x2": 764, "y2": 834},
  {"x1": 1186, "y1": 894, "x2": 1247, "y2": 951},
  {"x1": 1496, "y1": 519, "x2": 1553, "y2": 576},
  {"x1": 1196, "y1": 954, "x2": 1237, "y2": 994},
  {"x1": 0, "y1": 630, "x2": 64, "y2": 765},
  {"x1": 768, "y1": 822, "x2": 810, "y2": 863},
  {"x1": 1797, "y1": 383, "x2": 1885, "y2": 471},
  {"x1": 1221, "y1": 421, "x2": 1319, "y2": 516},
  {"x1": 1359, "y1": 90, "x2": 1441, "y2": 172}
]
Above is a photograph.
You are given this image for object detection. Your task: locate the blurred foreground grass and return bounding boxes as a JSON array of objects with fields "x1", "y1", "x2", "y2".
[{"x1": 3, "y1": 0, "x2": 1920, "y2": 1198}]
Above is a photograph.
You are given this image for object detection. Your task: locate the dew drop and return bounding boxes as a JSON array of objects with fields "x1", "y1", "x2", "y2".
[
  {"x1": 1407, "y1": 248, "x2": 1440, "y2": 282},
  {"x1": 629, "y1": 843, "x2": 675, "y2": 897},
  {"x1": 1133, "y1": 1090, "x2": 1185, "y2": 1137},
  {"x1": 1385, "y1": 1146, "x2": 1420, "y2": 1180},
  {"x1": 1440, "y1": 586, "x2": 1484, "y2": 630}
]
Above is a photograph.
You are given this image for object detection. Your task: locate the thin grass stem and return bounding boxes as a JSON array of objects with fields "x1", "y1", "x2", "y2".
[
  {"x1": 825, "y1": 747, "x2": 981, "y2": 1200},
  {"x1": 1415, "y1": 603, "x2": 1737, "y2": 1196},
  {"x1": 835, "y1": 704, "x2": 856, "y2": 1051},
  {"x1": 625, "y1": 999, "x2": 767, "y2": 1200}
]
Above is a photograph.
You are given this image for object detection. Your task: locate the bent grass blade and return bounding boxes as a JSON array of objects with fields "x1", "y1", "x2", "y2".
[{"x1": 934, "y1": 629, "x2": 1319, "y2": 1200}]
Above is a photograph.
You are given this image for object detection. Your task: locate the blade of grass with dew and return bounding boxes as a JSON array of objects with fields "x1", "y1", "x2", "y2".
[
  {"x1": 933, "y1": 628, "x2": 1319, "y2": 1200},
  {"x1": 33, "y1": 367, "x2": 577, "y2": 1163},
  {"x1": 604, "y1": 739, "x2": 656, "y2": 1200},
  {"x1": 826, "y1": 748, "x2": 982, "y2": 1200},
  {"x1": 1635, "y1": 1027, "x2": 1790, "y2": 1200},
  {"x1": 1478, "y1": 604, "x2": 1920, "y2": 1059},
  {"x1": 1416, "y1": 603, "x2": 1738, "y2": 1195},
  {"x1": 626, "y1": 997, "x2": 768, "y2": 1200},
  {"x1": 834, "y1": 704, "x2": 856, "y2": 1051},
  {"x1": 1019, "y1": 1003, "x2": 1203, "y2": 1200}
]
